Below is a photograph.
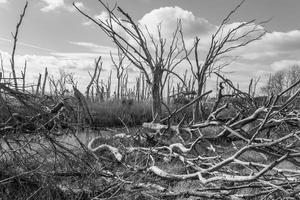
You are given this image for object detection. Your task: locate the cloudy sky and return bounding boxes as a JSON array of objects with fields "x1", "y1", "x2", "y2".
[{"x1": 0, "y1": 0, "x2": 300, "y2": 94}]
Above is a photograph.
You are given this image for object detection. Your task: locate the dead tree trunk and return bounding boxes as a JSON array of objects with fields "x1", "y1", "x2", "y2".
[
  {"x1": 21, "y1": 61, "x2": 27, "y2": 92},
  {"x1": 41, "y1": 67, "x2": 48, "y2": 96},
  {"x1": 35, "y1": 73, "x2": 41, "y2": 96},
  {"x1": 180, "y1": 2, "x2": 266, "y2": 123},
  {"x1": 193, "y1": 66, "x2": 206, "y2": 122},
  {"x1": 10, "y1": 1, "x2": 28, "y2": 90},
  {"x1": 136, "y1": 76, "x2": 140, "y2": 101},
  {"x1": 110, "y1": 49, "x2": 128, "y2": 100},
  {"x1": 152, "y1": 68, "x2": 163, "y2": 121},
  {"x1": 86, "y1": 56, "x2": 102, "y2": 101},
  {"x1": 74, "y1": 2, "x2": 187, "y2": 122},
  {"x1": 106, "y1": 70, "x2": 112, "y2": 99}
]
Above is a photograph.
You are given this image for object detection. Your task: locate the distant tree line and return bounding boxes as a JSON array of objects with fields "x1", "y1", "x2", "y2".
[{"x1": 261, "y1": 64, "x2": 300, "y2": 96}]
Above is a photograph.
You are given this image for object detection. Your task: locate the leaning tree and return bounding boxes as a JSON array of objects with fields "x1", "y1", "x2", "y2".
[{"x1": 74, "y1": 1, "x2": 188, "y2": 122}]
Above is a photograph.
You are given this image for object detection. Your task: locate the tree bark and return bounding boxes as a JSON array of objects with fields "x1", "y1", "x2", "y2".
[
  {"x1": 117, "y1": 77, "x2": 121, "y2": 100},
  {"x1": 193, "y1": 73, "x2": 205, "y2": 122},
  {"x1": 152, "y1": 68, "x2": 162, "y2": 122},
  {"x1": 41, "y1": 67, "x2": 48, "y2": 96}
]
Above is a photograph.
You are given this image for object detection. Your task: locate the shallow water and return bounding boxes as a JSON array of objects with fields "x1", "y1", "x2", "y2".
[{"x1": 58, "y1": 129, "x2": 109, "y2": 146}]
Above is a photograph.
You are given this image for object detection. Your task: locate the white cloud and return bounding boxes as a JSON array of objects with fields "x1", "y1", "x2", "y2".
[
  {"x1": 0, "y1": 37, "x2": 55, "y2": 52},
  {"x1": 82, "y1": 11, "x2": 111, "y2": 26},
  {"x1": 40, "y1": 0, "x2": 85, "y2": 12},
  {"x1": 140, "y1": 6, "x2": 216, "y2": 38},
  {"x1": 69, "y1": 41, "x2": 117, "y2": 54},
  {"x1": 73, "y1": 2, "x2": 84, "y2": 9},
  {"x1": 77, "y1": 5, "x2": 300, "y2": 93},
  {"x1": 65, "y1": 1, "x2": 85, "y2": 13},
  {"x1": 137, "y1": 6, "x2": 216, "y2": 49},
  {"x1": 0, "y1": 0, "x2": 8, "y2": 3},
  {"x1": 40, "y1": 0, "x2": 64, "y2": 12},
  {"x1": 51, "y1": 52, "x2": 99, "y2": 59},
  {"x1": 94, "y1": 11, "x2": 109, "y2": 22},
  {"x1": 80, "y1": 5, "x2": 300, "y2": 63},
  {"x1": 82, "y1": 20, "x2": 92, "y2": 26},
  {"x1": 264, "y1": 30, "x2": 300, "y2": 52},
  {"x1": 133, "y1": 6, "x2": 298, "y2": 62},
  {"x1": 238, "y1": 30, "x2": 300, "y2": 61},
  {"x1": 0, "y1": 48, "x2": 118, "y2": 92},
  {"x1": 271, "y1": 60, "x2": 300, "y2": 71},
  {"x1": 2, "y1": 3, "x2": 299, "y2": 95},
  {"x1": 83, "y1": 6, "x2": 216, "y2": 46},
  {"x1": 70, "y1": 41, "x2": 101, "y2": 49}
]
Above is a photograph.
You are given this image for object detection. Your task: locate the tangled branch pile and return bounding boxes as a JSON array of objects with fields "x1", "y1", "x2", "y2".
[
  {"x1": 1, "y1": 0, "x2": 300, "y2": 199},
  {"x1": 86, "y1": 78, "x2": 300, "y2": 199},
  {"x1": 0, "y1": 83, "x2": 103, "y2": 199}
]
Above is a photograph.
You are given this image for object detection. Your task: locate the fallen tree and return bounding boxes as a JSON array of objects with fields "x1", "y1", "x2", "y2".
[{"x1": 85, "y1": 74, "x2": 300, "y2": 199}]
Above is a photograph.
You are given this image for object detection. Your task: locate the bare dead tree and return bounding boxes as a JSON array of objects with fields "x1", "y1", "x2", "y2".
[
  {"x1": 121, "y1": 70, "x2": 128, "y2": 99},
  {"x1": 166, "y1": 76, "x2": 171, "y2": 104},
  {"x1": 141, "y1": 71, "x2": 146, "y2": 100},
  {"x1": 261, "y1": 70, "x2": 285, "y2": 95},
  {"x1": 10, "y1": 1, "x2": 28, "y2": 90},
  {"x1": 74, "y1": 1, "x2": 187, "y2": 122},
  {"x1": 110, "y1": 48, "x2": 129, "y2": 100},
  {"x1": 41, "y1": 67, "x2": 48, "y2": 96},
  {"x1": 135, "y1": 75, "x2": 141, "y2": 101},
  {"x1": 181, "y1": 0, "x2": 266, "y2": 122},
  {"x1": 106, "y1": 70, "x2": 112, "y2": 99},
  {"x1": 286, "y1": 65, "x2": 300, "y2": 95},
  {"x1": 262, "y1": 65, "x2": 300, "y2": 97},
  {"x1": 48, "y1": 75, "x2": 59, "y2": 97},
  {"x1": 95, "y1": 62, "x2": 102, "y2": 102},
  {"x1": 86, "y1": 56, "x2": 102, "y2": 101},
  {"x1": 35, "y1": 73, "x2": 41, "y2": 95},
  {"x1": 21, "y1": 60, "x2": 27, "y2": 92},
  {"x1": 248, "y1": 76, "x2": 260, "y2": 97},
  {"x1": 47, "y1": 71, "x2": 72, "y2": 98},
  {"x1": 74, "y1": 85, "x2": 94, "y2": 125},
  {"x1": 57, "y1": 70, "x2": 69, "y2": 96},
  {"x1": 0, "y1": 53, "x2": 4, "y2": 83}
]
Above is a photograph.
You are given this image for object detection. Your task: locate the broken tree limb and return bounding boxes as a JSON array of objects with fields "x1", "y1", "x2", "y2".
[
  {"x1": 88, "y1": 137, "x2": 123, "y2": 162},
  {"x1": 160, "y1": 90, "x2": 212, "y2": 123}
]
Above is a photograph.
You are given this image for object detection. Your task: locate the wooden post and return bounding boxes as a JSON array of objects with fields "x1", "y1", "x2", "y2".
[
  {"x1": 21, "y1": 60, "x2": 27, "y2": 92},
  {"x1": 36, "y1": 73, "x2": 42, "y2": 95},
  {"x1": 41, "y1": 67, "x2": 48, "y2": 96}
]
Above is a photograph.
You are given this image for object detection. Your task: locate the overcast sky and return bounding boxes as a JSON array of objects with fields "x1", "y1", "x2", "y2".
[{"x1": 0, "y1": 0, "x2": 300, "y2": 93}]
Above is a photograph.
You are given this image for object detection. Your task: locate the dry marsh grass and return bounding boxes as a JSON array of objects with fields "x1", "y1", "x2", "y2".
[{"x1": 89, "y1": 100, "x2": 152, "y2": 127}]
